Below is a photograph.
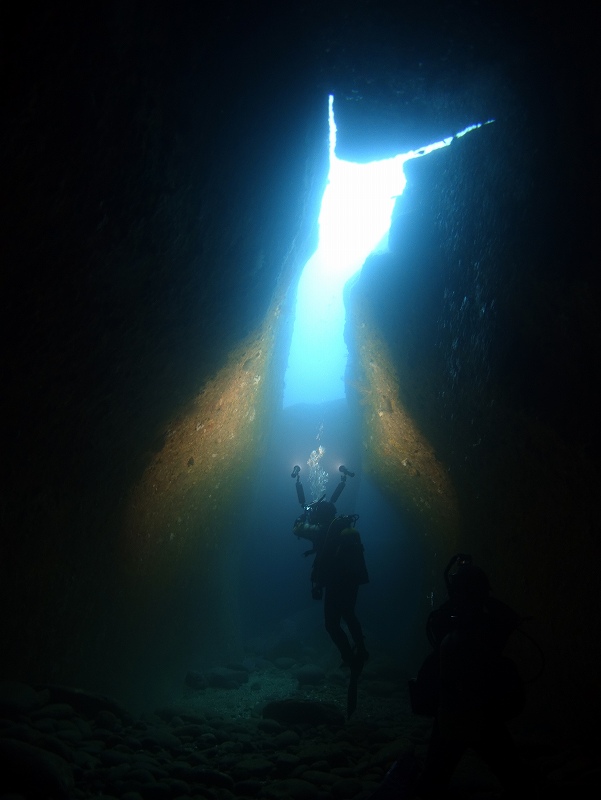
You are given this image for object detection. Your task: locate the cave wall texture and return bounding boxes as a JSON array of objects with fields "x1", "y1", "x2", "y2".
[{"x1": 2, "y1": 0, "x2": 599, "y2": 733}]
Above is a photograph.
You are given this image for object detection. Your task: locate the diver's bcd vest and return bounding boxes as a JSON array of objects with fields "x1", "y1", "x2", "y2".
[
  {"x1": 409, "y1": 596, "x2": 526, "y2": 719},
  {"x1": 311, "y1": 515, "x2": 369, "y2": 589}
]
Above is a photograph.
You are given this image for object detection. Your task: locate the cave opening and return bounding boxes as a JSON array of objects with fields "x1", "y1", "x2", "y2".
[{"x1": 283, "y1": 95, "x2": 492, "y2": 408}]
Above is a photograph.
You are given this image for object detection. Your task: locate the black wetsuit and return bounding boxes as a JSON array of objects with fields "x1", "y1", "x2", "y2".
[
  {"x1": 294, "y1": 517, "x2": 369, "y2": 665},
  {"x1": 415, "y1": 597, "x2": 536, "y2": 798}
]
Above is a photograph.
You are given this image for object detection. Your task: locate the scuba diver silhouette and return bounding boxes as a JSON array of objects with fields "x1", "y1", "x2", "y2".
[
  {"x1": 291, "y1": 464, "x2": 369, "y2": 717},
  {"x1": 372, "y1": 554, "x2": 541, "y2": 799}
]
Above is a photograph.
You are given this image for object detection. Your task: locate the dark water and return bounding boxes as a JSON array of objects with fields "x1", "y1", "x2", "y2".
[{"x1": 238, "y1": 399, "x2": 424, "y2": 666}]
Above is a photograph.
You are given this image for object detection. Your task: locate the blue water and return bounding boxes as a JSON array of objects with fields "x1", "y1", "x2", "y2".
[{"x1": 238, "y1": 400, "x2": 424, "y2": 664}]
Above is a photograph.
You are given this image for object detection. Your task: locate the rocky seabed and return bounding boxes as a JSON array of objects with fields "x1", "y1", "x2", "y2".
[{"x1": 0, "y1": 663, "x2": 597, "y2": 800}]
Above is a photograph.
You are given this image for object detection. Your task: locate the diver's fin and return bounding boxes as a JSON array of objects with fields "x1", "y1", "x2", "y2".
[
  {"x1": 346, "y1": 654, "x2": 365, "y2": 718},
  {"x1": 347, "y1": 671, "x2": 358, "y2": 719}
]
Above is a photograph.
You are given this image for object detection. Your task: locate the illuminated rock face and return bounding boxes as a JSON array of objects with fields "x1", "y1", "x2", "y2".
[
  {"x1": 1, "y1": 4, "x2": 328, "y2": 708},
  {"x1": 346, "y1": 111, "x2": 600, "y2": 734},
  {"x1": 2, "y1": 1, "x2": 598, "y2": 732}
]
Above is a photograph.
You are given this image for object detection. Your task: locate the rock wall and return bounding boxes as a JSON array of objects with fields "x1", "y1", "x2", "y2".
[
  {"x1": 346, "y1": 41, "x2": 600, "y2": 736},
  {"x1": 1, "y1": 1, "x2": 329, "y2": 707}
]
